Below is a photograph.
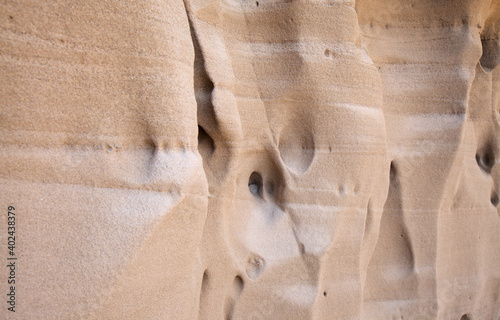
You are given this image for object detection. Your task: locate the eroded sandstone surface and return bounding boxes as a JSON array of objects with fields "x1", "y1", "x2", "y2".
[{"x1": 0, "y1": 0, "x2": 499, "y2": 319}]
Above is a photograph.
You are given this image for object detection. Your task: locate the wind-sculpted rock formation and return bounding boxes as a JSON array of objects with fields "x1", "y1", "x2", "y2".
[{"x1": 0, "y1": 0, "x2": 499, "y2": 319}]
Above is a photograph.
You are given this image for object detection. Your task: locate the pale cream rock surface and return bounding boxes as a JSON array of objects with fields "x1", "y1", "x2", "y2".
[{"x1": 0, "y1": 0, "x2": 499, "y2": 319}]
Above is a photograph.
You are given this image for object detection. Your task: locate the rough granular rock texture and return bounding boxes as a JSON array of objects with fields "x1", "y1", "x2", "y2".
[{"x1": 0, "y1": 0, "x2": 499, "y2": 319}]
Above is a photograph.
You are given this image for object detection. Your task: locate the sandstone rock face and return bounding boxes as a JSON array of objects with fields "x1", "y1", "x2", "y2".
[{"x1": 0, "y1": 0, "x2": 499, "y2": 319}]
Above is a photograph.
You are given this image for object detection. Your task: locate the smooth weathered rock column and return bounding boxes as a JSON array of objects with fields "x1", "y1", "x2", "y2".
[
  {"x1": 0, "y1": 1, "x2": 207, "y2": 319},
  {"x1": 186, "y1": 0, "x2": 389, "y2": 318},
  {"x1": 357, "y1": 0, "x2": 500, "y2": 318}
]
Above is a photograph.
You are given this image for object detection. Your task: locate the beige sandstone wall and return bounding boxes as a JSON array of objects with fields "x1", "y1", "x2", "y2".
[{"x1": 0, "y1": 0, "x2": 499, "y2": 319}]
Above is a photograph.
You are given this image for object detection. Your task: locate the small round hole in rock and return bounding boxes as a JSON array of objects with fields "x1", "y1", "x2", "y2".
[
  {"x1": 246, "y1": 253, "x2": 266, "y2": 280},
  {"x1": 248, "y1": 172, "x2": 263, "y2": 198},
  {"x1": 476, "y1": 151, "x2": 495, "y2": 173},
  {"x1": 491, "y1": 191, "x2": 499, "y2": 207}
]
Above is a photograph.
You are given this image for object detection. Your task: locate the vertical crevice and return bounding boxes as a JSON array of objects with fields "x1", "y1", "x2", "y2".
[
  {"x1": 224, "y1": 275, "x2": 244, "y2": 320},
  {"x1": 183, "y1": 0, "x2": 219, "y2": 152},
  {"x1": 198, "y1": 125, "x2": 215, "y2": 159},
  {"x1": 197, "y1": 270, "x2": 210, "y2": 320},
  {"x1": 364, "y1": 160, "x2": 417, "y2": 302},
  {"x1": 183, "y1": 5, "x2": 221, "y2": 320}
]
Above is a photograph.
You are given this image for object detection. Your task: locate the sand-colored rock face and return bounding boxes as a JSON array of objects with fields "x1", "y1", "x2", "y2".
[{"x1": 1, "y1": 0, "x2": 499, "y2": 319}]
